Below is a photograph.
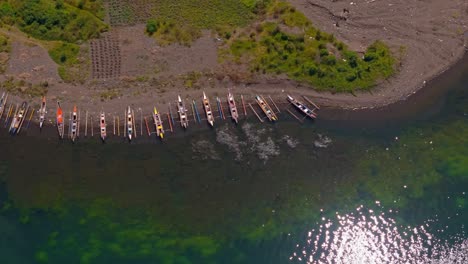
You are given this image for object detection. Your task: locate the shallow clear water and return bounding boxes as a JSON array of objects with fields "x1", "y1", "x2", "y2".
[{"x1": 0, "y1": 57, "x2": 466, "y2": 263}]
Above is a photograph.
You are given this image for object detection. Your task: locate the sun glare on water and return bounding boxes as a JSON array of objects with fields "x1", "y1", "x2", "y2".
[{"x1": 290, "y1": 205, "x2": 467, "y2": 264}]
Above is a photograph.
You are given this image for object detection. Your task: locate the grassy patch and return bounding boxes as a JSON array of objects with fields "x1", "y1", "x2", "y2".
[
  {"x1": 0, "y1": 77, "x2": 48, "y2": 97},
  {"x1": 146, "y1": 19, "x2": 202, "y2": 46},
  {"x1": 182, "y1": 71, "x2": 202, "y2": 89},
  {"x1": 0, "y1": 33, "x2": 11, "y2": 73},
  {"x1": 48, "y1": 42, "x2": 89, "y2": 83},
  {"x1": 99, "y1": 88, "x2": 122, "y2": 101},
  {"x1": 145, "y1": 0, "x2": 265, "y2": 45},
  {"x1": 1, "y1": 0, "x2": 107, "y2": 43},
  {"x1": 64, "y1": 0, "x2": 106, "y2": 20},
  {"x1": 223, "y1": 1, "x2": 396, "y2": 92}
]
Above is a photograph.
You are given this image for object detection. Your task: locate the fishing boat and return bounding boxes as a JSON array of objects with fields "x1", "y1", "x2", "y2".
[
  {"x1": 177, "y1": 95, "x2": 188, "y2": 129},
  {"x1": 287, "y1": 95, "x2": 317, "y2": 119},
  {"x1": 227, "y1": 91, "x2": 239, "y2": 124},
  {"x1": 70, "y1": 105, "x2": 78, "y2": 142},
  {"x1": 153, "y1": 107, "x2": 165, "y2": 139},
  {"x1": 9, "y1": 102, "x2": 27, "y2": 135},
  {"x1": 0, "y1": 92, "x2": 8, "y2": 120},
  {"x1": 100, "y1": 111, "x2": 107, "y2": 142},
  {"x1": 39, "y1": 96, "x2": 47, "y2": 129},
  {"x1": 56, "y1": 102, "x2": 64, "y2": 139},
  {"x1": 126, "y1": 106, "x2": 134, "y2": 141},
  {"x1": 255, "y1": 95, "x2": 278, "y2": 122},
  {"x1": 203, "y1": 92, "x2": 214, "y2": 127}
]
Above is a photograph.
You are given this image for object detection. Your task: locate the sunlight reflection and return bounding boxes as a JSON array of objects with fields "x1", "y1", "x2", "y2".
[{"x1": 290, "y1": 205, "x2": 467, "y2": 264}]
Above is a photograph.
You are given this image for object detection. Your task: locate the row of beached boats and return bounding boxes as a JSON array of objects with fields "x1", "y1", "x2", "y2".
[
  {"x1": 0, "y1": 93, "x2": 31, "y2": 135},
  {"x1": 0, "y1": 91, "x2": 318, "y2": 142},
  {"x1": 175, "y1": 91, "x2": 238, "y2": 129}
]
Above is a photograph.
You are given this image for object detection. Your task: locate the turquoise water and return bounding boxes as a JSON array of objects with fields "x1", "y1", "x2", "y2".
[{"x1": 0, "y1": 57, "x2": 466, "y2": 263}]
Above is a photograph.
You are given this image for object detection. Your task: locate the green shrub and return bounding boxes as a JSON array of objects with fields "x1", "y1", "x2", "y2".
[
  {"x1": 6, "y1": 0, "x2": 107, "y2": 43},
  {"x1": 225, "y1": 1, "x2": 396, "y2": 92},
  {"x1": 146, "y1": 19, "x2": 159, "y2": 35}
]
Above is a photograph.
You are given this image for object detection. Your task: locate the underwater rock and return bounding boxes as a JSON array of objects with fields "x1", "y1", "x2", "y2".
[
  {"x1": 282, "y1": 135, "x2": 299, "y2": 148},
  {"x1": 242, "y1": 123, "x2": 280, "y2": 162},
  {"x1": 191, "y1": 140, "x2": 220, "y2": 160},
  {"x1": 215, "y1": 125, "x2": 245, "y2": 161},
  {"x1": 256, "y1": 137, "x2": 280, "y2": 162},
  {"x1": 314, "y1": 134, "x2": 332, "y2": 148}
]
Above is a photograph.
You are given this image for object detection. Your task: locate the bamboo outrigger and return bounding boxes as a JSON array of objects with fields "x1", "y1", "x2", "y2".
[
  {"x1": 255, "y1": 95, "x2": 278, "y2": 121},
  {"x1": 9, "y1": 102, "x2": 27, "y2": 135},
  {"x1": 56, "y1": 102, "x2": 64, "y2": 139},
  {"x1": 126, "y1": 106, "x2": 134, "y2": 141},
  {"x1": 227, "y1": 91, "x2": 239, "y2": 124},
  {"x1": 203, "y1": 92, "x2": 214, "y2": 127},
  {"x1": 193, "y1": 100, "x2": 201, "y2": 123},
  {"x1": 25, "y1": 108, "x2": 35, "y2": 131},
  {"x1": 38, "y1": 96, "x2": 46, "y2": 130},
  {"x1": 70, "y1": 105, "x2": 78, "y2": 142},
  {"x1": 287, "y1": 95, "x2": 317, "y2": 119},
  {"x1": 0, "y1": 92, "x2": 8, "y2": 120},
  {"x1": 4, "y1": 104, "x2": 13, "y2": 127},
  {"x1": 100, "y1": 111, "x2": 107, "y2": 142},
  {"x1": 153, "y1": 107, "x2": 164, "y2": 139},
  {"x1": 177, "y1": 95, "x2": 189, "y2": 129},
  {"x1": 216, "y1": 97, "x2": 225, "y2": 120}
]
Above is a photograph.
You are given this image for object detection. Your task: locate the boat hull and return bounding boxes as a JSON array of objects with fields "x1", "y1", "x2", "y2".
[
  {"x1": 100, "y1": 113, "x2": 107, "y2": 142},
  {"x1": 287, "y1": 95, "x2": 317, "y2": 119},
  {"x1": 153, "y1": 108, "x2": 165, "y2": 139},
  {"x1": 177, "y1": 97, "x2": 189, "y2": 129},
  {"x1": 203, "y1": 93, "x2": 214, "y2": 127},
  {"x1": 127, "y1": 107, "x2": 134, "y2": 141},
  {"x1": 255, "y1": 95, "x2": 277, "y2": 122},
  {"x1": 227, "y1": 93, "x2": 239, "y2": 124}
]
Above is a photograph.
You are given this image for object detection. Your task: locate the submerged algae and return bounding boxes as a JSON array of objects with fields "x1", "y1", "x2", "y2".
[{"x1": 31, "y1": 199, "x2": 221, "y2": 264}]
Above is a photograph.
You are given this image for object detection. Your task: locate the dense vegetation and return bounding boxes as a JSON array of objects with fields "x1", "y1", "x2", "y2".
[
  {"x1": 0, "y1": 0, "x2": 107, "y2": 43},
  {"x1": 145, "y1": 0, "x2": 269, "y2": 45},
  {"x1": 224, "y1": 1, "x2": 396, "y2": 92},
  {"x1": 0, "y1": 33, "x2": 10, "y2": 73}
]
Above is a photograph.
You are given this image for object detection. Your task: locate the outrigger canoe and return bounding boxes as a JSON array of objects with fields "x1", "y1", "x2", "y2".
[
  {"x1": 56, "y1": 102, "x2": 64, "y2": 139},
  {"x1": 153, "y1": 107, "x2": 164, "y2": 139},
  {"x1": 177, "y1": 95, "x2": 188, "y2": 129},
  {"x1": 70, "y1": 105, "x2": 78, "y2": 142},
  {"x1": 203, "y1": 92, "x2": 214, "y2": 127},
  {"x1": 287, "y1": 95, "x2": 317, "y2": 119},
  {"x1": 0, "y1": 92, "x2": 8, "y2": 120},
  {"x1": 255, "y1": 95, "x2": 277, "y2": 122},
  {"x1": 100, "y1": 111, "x2": 107, "y2": 142},
  {"x1": 9, "y1": 102, "x2": 27, "y2": 135},
  {"x1": 227, "y1": 91, "x2": 239, "y2": 124},
  {"x1": 39, "y1": 96, "x2": 47, "y2": 129},
  {"x1": 126, "y1": 106, "x2": 134, "y2": 141}
]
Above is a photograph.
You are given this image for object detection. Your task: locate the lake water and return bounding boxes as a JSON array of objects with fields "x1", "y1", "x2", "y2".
[{"x1": 0, "y1": 56, "x2": 466, "y2": 264}]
